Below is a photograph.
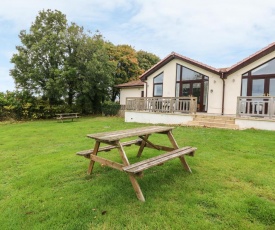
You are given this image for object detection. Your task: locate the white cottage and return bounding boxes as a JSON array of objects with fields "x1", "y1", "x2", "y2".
[{"x1": 118, "y1": 43, "x2": 275, "y2": 130}]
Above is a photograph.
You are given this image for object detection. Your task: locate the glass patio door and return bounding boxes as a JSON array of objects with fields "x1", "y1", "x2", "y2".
[
  {"x1": 269, "y1": 78, "x2": 275, "y2": 96},
  {"x1": 176, "y1": 64, "x2": 209, "y2": 112},
  {"x1": 181, "y1": 82, "x2": 203, "y2": 111},
  {"x1": 249, "y1": 77, "x2": 275, "y2": 114},
  {"x1": 252, "y1": 79, "x2": 265, "y2": 96},
  {"x1": 250, "y1": 77, "x2": 275, "y2": 96}
]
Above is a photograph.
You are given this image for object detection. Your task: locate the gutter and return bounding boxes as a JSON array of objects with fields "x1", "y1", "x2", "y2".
[
  {"x1": 220, "y1": 72, "x2": 226, "y2": 115},
  {"x1": 141, "y1": 79, "x2": 148, "y2": 97}
]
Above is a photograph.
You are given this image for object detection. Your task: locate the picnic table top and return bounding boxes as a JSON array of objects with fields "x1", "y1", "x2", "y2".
[
  {"x1": 87, "y1": 126, "x2": 174, "y2": 142},
  {"x1": 56, "y1": 113, "x2": 79, "y2": 115}
]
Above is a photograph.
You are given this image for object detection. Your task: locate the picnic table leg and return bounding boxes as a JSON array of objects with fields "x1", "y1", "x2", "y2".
[
  {"x1": 167, "y1": 131, "x2": 179, "y2": 149},
  {"x1": 128, "y1": 174, "x2": 145, "y2": 202},
  {"x1": 137, "y1": 134, "x2": 149, "y2": 157},
  {"x1": 167, "y1": 131, "x2": 192, "y2": 173},
  {"x1": 116, "y1": 141, "x2": 145, "y2": 202},
  {"x1": 179, "y1": 156, "x2": 192, "y2": 172},
  {"x1": 87, "y1": 141, "x2": 100, "y2": 175}
]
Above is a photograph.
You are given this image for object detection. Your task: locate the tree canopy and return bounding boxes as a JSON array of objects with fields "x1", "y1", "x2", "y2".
[{"x1": 9, "y1": 9, "x2": 160, "y2": 115}]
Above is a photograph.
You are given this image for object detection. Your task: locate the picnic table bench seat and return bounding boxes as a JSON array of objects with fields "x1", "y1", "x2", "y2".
[
  {"x1": 123, "y1": 146, "x2": 196, "y2": 174},
  {"x1": 76, "y1": 139, "x2": 143, "y2": 158}
]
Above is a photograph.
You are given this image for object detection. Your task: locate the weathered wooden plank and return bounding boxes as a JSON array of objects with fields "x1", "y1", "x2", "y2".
[
  {"x1": 123, "y1": 147, "x2": 196, "y2": 174},
  {"x1": 87, "y1": 141, "x2": 100, "y2": 175},
  {"x1": 123, "y1": 146, "x2": 193, "y2": 172},
  {"x1": 142, "y1": 143, "x2": 175, "y2": 152},
  {"x1": 179, "y1": 156, "x2": 192, "y2": 173},
  {"x1": 90, "y1": 155, "x2": 124, "y2": 171},
  {"x1": 57, "y1": 116, "x2": 80, "y2": 119},
  {"x1": 87, "y1": 126, "x2": 174, "y2": 142},
  {"x1": 76, "y1": 139, "x2": 142, "y2": 157},
  {"x1": 137, "y1": 134, "x2": 149, "y2": 157},
  {"x1": 139, "y1": 136, "x2": 160, "y2": 150},
  {"x1": 167, "y1": 130, "x2": 179, "y2": 149}
]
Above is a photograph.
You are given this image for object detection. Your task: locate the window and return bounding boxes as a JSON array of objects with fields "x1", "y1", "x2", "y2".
[
  {"x1": 241, "y1": 78, "x2": 247, "y2": 96},
  {"x1": 153, "y1": 73, "x2": 163, "y2": 96},
  {"x1": 176, "y1": 64, "x2": 209, "y2": 112},
  {"x1": 241, "y1": 58, "x2": 275, "y2": 96},
  {"x1": 251, "y1": 58, "x2": 275, "y2": 75},
  {"x1": 182, "y1": 67, "x2": 203, "y2": 80}
]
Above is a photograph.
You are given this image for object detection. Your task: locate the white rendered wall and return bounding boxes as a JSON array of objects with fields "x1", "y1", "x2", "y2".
[
  {"x1": 224, "y1": 51, "x2": 275, "y2": 115},
  {"x1": 119, "y1": 87, "x2": 144, "y2": 105},
  {"x1": 125, "y1": 111, "x2": 193, "y2": 125},
  {"x1": 235, "y1": 118, "x2": 275, "y2": 131},
  {"x1": 145, "y1": 59, "x2": 222, "y2": 114}
]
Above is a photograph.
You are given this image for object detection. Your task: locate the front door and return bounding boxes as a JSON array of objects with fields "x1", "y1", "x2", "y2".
[
  {"x1": 182, "y1": 82, "x2": 203, "y2": 111},
  {"x1": 176, "y1": 64, "x2": 209, "y2": 112}
]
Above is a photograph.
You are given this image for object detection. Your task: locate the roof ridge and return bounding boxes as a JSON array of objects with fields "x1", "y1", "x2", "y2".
[
  {"x1": 172, "y1": 52, "x2": 220, "y2": 72},
  {"x1": 139, "y1": 52, "x2": 175, "y2": 79},
  {"x1": 227, "y1": 42, "x2": 275, "y2": 72},
  {"x1": 139, "y1": 42, "x2": 275, "y2": 80}
]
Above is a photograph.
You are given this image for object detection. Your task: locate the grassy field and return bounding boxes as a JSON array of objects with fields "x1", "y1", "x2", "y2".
[{"x1": 0, "y1": 116, "x2": 275, "y2": 230}]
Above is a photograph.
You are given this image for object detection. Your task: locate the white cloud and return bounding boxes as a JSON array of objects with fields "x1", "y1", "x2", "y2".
[
  {"x1": 126, "y1": 0, "x2": 275, "y2": 65},
  {"x1": 1, "y1": 0, "x2": 275, "y2": 91},
  {"x1": 0, "y1": 0, "x2": 132, "y2": 30}
]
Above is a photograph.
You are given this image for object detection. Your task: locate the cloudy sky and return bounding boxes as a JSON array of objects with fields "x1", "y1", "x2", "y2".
[{"x1": 1, "y1": 0, "x2": 275, "y2": 92}]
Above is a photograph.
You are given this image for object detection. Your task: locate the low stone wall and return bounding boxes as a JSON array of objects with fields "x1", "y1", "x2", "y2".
[
  {"x1": 235, "y1": 117, "x2": 275, "y2": 131},
  {"x1": 125, "y1": 111, "x2": 275, "y2": 131},
  {"x1": 125, "y1": 111, "x2": 193, "y2": 125}
]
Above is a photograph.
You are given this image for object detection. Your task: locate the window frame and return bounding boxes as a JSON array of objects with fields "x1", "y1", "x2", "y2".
[
  {"x1": 241, "y1": 58, "x2": 275, "y2": 96},
  {"x1": 153, "y1": 72, "x2": 164, "y2": 97}
]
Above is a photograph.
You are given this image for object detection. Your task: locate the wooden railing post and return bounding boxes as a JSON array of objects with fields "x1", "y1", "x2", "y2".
[
  {"x1": 126, "y1": 97, "x2": 198, "y2": 114},
  {"x1": 236, "y1": 97, "x2": 241, "y2": 117},
  {"x1": 269, "y1": 97, "x2": 274, "y2": 119}
]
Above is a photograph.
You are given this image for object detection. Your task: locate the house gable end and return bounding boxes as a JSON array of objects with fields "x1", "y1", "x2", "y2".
[{"x1": 140, "y1": 52, "x2": 220, "y2": 81}]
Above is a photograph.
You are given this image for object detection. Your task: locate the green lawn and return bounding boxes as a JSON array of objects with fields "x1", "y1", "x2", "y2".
[{"x1": 0, "y1": 117, "x2": 274, "y2": 230}]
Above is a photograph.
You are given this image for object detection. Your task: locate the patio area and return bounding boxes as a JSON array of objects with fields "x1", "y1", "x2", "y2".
[{"x1": 124, "y1": 96, "x2": 275, "y2": 131}]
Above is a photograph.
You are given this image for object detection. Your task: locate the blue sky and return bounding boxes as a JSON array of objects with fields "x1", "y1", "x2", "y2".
[{"x1": 1, "y1": 0, "x2": 275, "y2": 92}]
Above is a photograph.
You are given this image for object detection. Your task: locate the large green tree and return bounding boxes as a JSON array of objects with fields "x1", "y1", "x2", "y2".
[
  {"x1": 10, "y1": 9, "x2": 68, "y2": 105},
  {"x1": 108, "y1": 44, "x2": 142, "y2": 101},
  {"x1": 137, "y1": 50, "x2": 160, "y2": 73},
  {"x1": 75, "y1": 33, "x2": 115, "y2": 113},
  {"x1": 10, "y1": 9, "x2": 161, "y2": 113},
  {"x1": 62, "y1": 23, "x2": 87, "y2": 106}
]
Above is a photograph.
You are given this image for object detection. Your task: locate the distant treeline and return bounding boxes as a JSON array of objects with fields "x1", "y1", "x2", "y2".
[{"x1": 2, "y1": 9, "x2": 160, "y2": 120}]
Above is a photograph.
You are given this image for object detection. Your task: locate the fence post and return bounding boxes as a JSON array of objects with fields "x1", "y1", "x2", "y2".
[
  {"x1": 190, "y1": 97, "x2": 197, "y2": 114},
  {"x1": 126, "y1": 98, "x2": 129, "y2": 110},
  {"x1": 269, "y1": 97, "x2": 274, "y2": 119},
  {"x1": 236, "y1": 97, "x2": 240, "y2": 117}
]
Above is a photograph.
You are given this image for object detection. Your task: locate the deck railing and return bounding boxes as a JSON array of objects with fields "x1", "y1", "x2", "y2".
[
  {"x1": 126, "y1": 97, "x2": 197, "y2": 114},
  {"x1": 236, "y1": 96, "x2": 275, "y2": 118}
]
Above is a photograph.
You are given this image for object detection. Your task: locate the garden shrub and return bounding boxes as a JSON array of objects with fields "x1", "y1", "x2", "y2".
[{"x1": 101, "y1": 101, "x2": 120, "y2": 116}]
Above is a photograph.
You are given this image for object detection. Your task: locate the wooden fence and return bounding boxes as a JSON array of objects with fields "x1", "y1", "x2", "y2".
[
  {"x1": 236, "y1": 96, "x2": 275, "y2": 118},
  {"x1": 125, "y1": 97, "x2": 197, "y2": 114}
]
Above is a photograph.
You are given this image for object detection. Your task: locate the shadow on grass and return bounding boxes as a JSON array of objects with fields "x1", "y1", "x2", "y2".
[{"x1": 79, "y1": 159, "x2": 196, "y2": 204}]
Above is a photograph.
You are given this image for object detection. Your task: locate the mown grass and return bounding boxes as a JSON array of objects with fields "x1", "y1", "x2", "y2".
[{"x1": 0, "y1": 116, "x2": 274, "y2": 230}]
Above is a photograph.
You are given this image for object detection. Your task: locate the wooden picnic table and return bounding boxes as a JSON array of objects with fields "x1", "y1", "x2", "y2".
[
  {"x1": 56, "y1": 113, "x2": 80, "y2": 122},
  {"x1": 76, "y1": 126, "x2": 196, "y2": 201}
]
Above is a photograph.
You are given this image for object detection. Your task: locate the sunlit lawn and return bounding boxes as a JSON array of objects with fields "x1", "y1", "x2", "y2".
[{"x1": 0, "y1": 116, "x2": 274, "y2": 229}]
